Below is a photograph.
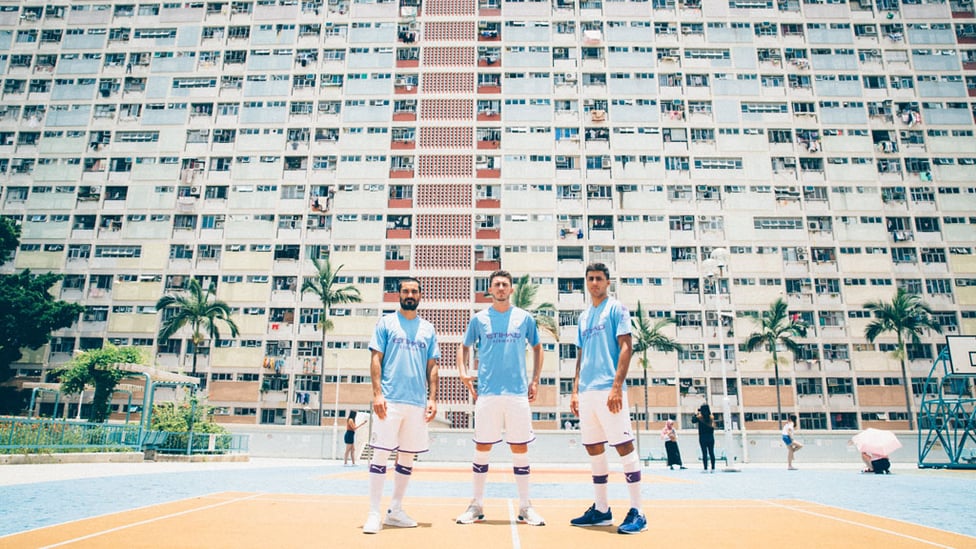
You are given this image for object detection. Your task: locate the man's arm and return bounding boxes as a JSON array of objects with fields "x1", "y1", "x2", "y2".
[
  {"x1": 425, "y1": 358, "x2": 439, "y2": 422},
  {"x1": 607, "y1": 333, "x2": 633, "y2": 414},
  {"x1": 527, "y1": 342, "x2": 543, "y2": 402},
  {"x1": 370, "y1": 349, "x2": 387, "y2": 420},
  {"x1": 457, "y1": 344, "x2": 477, "y2": 401},
  {"x1": 570, "y1": 353, "x2": 582, "y2": 416}
]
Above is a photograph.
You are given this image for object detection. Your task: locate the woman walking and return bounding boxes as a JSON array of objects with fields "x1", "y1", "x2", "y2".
[
  {"x1": 692, "y1": 405, "x2": 716, "y2": 472},
  {"x1": 660, "y1": 418, "x2": 686, "y2": 470},
  {"x1": 344, "y1": 411, "x2": 360, "y2": 466}
]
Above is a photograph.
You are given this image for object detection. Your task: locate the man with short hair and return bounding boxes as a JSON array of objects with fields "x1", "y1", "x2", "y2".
[
  {"x1": 569, "y1": 263, "x2": 647, "y2": 534},
  {"x1": 363, "y1": 277, "x2": 440, "y2": 534},
  {"x1": 456, "y1": 270, "x2": 546, "y2": 526}
]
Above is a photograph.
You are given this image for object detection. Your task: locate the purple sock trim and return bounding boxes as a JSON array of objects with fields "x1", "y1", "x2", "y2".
[
  {"x1": 369, "y1": 464, "x2": 387, "y2": 474},
  {"x1": 473, "y1": 463, "x2": 489, "y2": 473},
  {"x1": 624, "y1": 470, "x2": 642, "y2": 483},
  {"x1": 395, "y1": 463, "x2": 413, "y2": 475},
  {"x1": 592, "y1": 474, "x2": 609, "y2": 484},
  {"x1": 513, "y1": 465, "x2": 530, "y2": 476}
]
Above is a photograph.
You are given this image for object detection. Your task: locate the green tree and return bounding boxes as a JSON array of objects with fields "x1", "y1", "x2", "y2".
[
  {"x1": 0, "y1": 216, "x2": 19, "y2": 263},
  {"x1": 0, "y1": 218, "x2": 85, "y2": 383},
  {"x1": 745, "y1": 298, "x2": 808, "y2": 429},
  {"x1": 301, "y1": 258, "x2": 362, "y2": 424},
  {"x1": 57, "y1": 345, "x2": 145, "y2": 423},
  {"x1": 151, "y1": 399, "x2": 229, "y2": 434},
  {"x1": 630, "y1": 302, "x2": 683, "y2": 429},
  {"x1": 155, "y1": 278, "x2": 239, "y2": 377},
  {"x1": 512, "y1": 274, "x2": 559, "y2": 342},
  {"x1": 864, "y1": 288, "x2": 942, "y2": 431}
]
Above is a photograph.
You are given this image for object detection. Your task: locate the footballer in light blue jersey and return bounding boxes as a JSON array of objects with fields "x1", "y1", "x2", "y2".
[
  {"x1": 369, "y1": 311, "x2": 440, "y2": 408},
  {"x1": 569, "y1": 263, "x2": 645, "y2": 536},
  {"x1": 364, "y1": 278, "x2": 439, "y2": 535},
  {"x1": 456, "y1": 271, "x2": 546, "y2": 525},
  {"x1": 463, "y1": 306, "x2": 540, "y2": 396},
  {"x1": 576, "y1": 297, "x2": 632, "y2": 393}
]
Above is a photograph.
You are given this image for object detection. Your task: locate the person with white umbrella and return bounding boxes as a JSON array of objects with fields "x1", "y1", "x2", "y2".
[{"x1": 851, "y1": 428, "x2": 902, "y2": 474}]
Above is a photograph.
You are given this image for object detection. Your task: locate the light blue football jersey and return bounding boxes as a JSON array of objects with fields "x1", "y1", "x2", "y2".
[
  {"x1": 463, "y1": 307, "x2": 540, "y2": 396},
  {"x1": 369, "y1": 311, "x2": 440, "y2": 407},
  {"x1": 576, "y1": 298, "x2": 631, "y2": 392}
]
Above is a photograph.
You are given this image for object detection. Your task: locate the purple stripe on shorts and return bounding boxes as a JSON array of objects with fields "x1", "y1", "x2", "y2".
[
  {"x1": 395, "y1": 463, "x2": 413, "y2": 476},
  {"x1": 592, "y1": 474, "x2": 609, "y2": 484},
  {"x1": 473, "y1": 463, "x2": 489, "y2": 473},
  {"x1": 369, "y1": 464, "x2": 387, "y2": 474},
  {"x1": 625, "y1": 470, "x2": 642, "y2": 483},
  {"x1": 513, "y1": 465, "x2": 530, "y2": 476}
]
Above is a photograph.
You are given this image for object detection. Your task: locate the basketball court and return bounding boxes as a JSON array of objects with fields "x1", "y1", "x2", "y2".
[{"x1": 2, "y1": 464, "x2": 973, "y2": 548}]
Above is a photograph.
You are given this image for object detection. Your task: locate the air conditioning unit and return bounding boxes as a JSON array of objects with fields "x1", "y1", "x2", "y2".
[
  {"x1": 190, "y1": 186, "x2": 201, "y2": 195},
  {"x1": 475, "y1": 214, "x2": 486, "y2": 221},
  {"x1": 569, "y1": 184, "x2": 582, "y2": 191},
  {"x1": 708, "y1": 350, "x2": 720, "y2": 359},
  {"x1": 693, "y1": 378, "x2": 705, "y2": 387}
]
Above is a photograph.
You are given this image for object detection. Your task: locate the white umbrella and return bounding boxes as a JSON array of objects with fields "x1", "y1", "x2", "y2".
[{"x1": 851, "y1": 428, "x2": 902, "y2": 458}]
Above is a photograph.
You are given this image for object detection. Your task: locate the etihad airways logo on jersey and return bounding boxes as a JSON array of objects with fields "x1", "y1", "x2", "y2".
[
  {"x1": 579, "y1": 323, "x2": 607, "y2": 340},
  {"x1": 485, "y1": 331, "x2": 522, "y2": 343},
  {"x1": 391, "y1": 336, "x2": 428, "y2": 350}
]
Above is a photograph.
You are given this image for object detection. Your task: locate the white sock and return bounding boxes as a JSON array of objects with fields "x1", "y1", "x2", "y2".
[
  {"x1": 391, "y1": 452, "x2": 415, "y2": 510},
  {"x1": 512, "y1": 452, "x2": 531, "y2": 508},
  {"x1": 590, "y1": 452, "x2": 610, "y2": 513},
  {"x1": 620, "y1": 450, "x2": 642, "y2": 512},
  {"x1": 368, "y1": 449, "x2": 391, "y2": 513},
  {"x1": 472, "y1": 448, "x2": 490, "y2": 505}
]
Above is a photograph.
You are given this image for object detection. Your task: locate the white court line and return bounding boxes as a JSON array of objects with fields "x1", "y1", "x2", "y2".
[
  {"x1": 507, "y1": 499, "x2": 521, "y2": 549},
  {"x1": 40, "y1": 493, "x2": 262, "y2": 549},
  {"x1": 764, "y1": 500, "x2": 961, "y2": 549}
]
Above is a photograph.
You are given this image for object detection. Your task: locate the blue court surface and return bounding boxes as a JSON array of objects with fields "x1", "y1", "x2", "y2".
[{"x1": 0, "y1": 458, "x2": 973, "y2": 546}]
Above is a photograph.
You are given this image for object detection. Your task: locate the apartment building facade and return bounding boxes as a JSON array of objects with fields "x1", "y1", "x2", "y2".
[{"x1": 1, "y1": 0, "x2": 975, "y2": 432}]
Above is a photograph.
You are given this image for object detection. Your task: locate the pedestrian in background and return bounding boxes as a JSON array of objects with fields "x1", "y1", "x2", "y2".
[
  {"x1": 692, "y1": 404, "x2": 716, "y2": 473},
  {"x1": 661, "y1": 418, "x2": 686, "y2": 470},
  {"x1": 782, "y1": 414, "x2": 803, "y2": 470}
]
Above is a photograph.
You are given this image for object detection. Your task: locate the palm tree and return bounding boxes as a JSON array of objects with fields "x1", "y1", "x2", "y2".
[
  {"x1": 512, "y1": 274, "x2": 559, "y2": 342},
  {"x1": 864, "y1": 288, "x2": 942, "y2": 431},
  {"x1": 156, "y1": 278, "x2": 239, "y2": 379},
  {"x1": 745, "y1": 298, "x2": 808, "y2": 429},
  {"x1": 630, "y1": 302, "x2": 683, "y2": 429},
  {"x1": 301, "y1": 257, "x2": 362, "y2": 425}
]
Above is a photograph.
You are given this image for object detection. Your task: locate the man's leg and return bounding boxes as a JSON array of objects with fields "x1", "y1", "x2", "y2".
[
  {"x1": 390, "y1": 451, "x2": 415, "y2": 511},
  {"x1": 472, "y1": 443, "x2": 492, "y2": 505},
  {"x1": 586, "y1": 443, "x2": 610, "y2": 513},
  {"x1": 511, "y1": 443, "x2": 530, "y2": 509},
  {"x1": 614, "y1": 441, "x2": 642, "y2": 513}
]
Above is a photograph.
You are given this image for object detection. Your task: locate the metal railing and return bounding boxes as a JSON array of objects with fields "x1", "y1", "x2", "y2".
[
  {"x1": 1, "y1": 417, "x2": 249, "y2": 456},
  {"x1": 0, "y1": 417, "x2": 140, "y2": 454}
]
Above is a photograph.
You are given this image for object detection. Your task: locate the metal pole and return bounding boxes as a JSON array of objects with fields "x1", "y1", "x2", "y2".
[
  {"x1": 716, "y1": 302, "x2": 738, "y2": 471},
  {"x1": 331, "y1": 352, "x2": 340, "y2": 461}
]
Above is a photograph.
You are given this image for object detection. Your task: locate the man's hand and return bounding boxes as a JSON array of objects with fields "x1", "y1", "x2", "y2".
[
  {"x1": 459, "y1": 371, "x2": 478, "y2": 403},
  {"x1": 527, "y1": 380, "x2": 539, "y2": 402},
  {"x1": 372, "y1": 394, "x2": 388, "y2": 420},
  {"x1": 570, "y1": 393, "x2": 580, "y2": 417},
  {"x1": 424, "y1": 399, "x2": 437, "y2": 423},
  {"x1": 607, "y1": 386, "x2": 623, "y2": 414}
]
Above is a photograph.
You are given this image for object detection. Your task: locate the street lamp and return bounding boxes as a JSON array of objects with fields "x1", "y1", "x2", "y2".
[{"x1": 702, "y1": 247, "x2": 740, "y2": 471}]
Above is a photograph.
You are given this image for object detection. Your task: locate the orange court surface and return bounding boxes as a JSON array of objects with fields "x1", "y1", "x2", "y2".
[{"x1": 1, "y1": 462, "x2": 974, "y2": 548}]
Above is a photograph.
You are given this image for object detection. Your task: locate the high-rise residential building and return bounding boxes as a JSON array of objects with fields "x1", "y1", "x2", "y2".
[{"x1": 1, "y1": 0, "x2": 974, "y2": 432}]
